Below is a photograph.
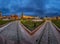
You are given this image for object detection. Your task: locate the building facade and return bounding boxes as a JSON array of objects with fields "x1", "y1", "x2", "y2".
[
  {"x1": 0, "y1": 12, "x2": 2, "y2": 20},
  {"x1": 10, "y1": 15, "x2": 19, "y2": 20}
]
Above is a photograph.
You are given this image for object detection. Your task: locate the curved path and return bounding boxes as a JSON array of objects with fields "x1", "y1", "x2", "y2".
[
  {"x1": 0, "y1": 21, "x2": 60, "y2": 44},
  {"x1": 37, "y1": 21, "x2": 60, "y2": 44}
]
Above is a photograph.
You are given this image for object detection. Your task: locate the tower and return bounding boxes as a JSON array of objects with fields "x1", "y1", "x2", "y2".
[{"x1": 21, "y1": 12, "x2": 24, "y2": 19}]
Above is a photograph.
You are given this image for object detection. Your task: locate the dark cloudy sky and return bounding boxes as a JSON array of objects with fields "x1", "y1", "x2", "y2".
[{"x1": 0, "y1": 0, "x2": 60, "y2": 17}]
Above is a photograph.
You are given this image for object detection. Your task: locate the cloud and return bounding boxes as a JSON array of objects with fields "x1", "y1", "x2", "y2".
[{"x1": 0, "y1": 0, "x2": 60, "y2": 17}]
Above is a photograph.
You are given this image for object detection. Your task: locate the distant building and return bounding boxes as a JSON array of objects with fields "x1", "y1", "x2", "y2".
[
  {"x1": 53, "y1": 17, "x2": 57, "y2": 20},
  {"x1": 10, "y1": 15, "x2": 19, "y2": 20},
  {"x1": 49, "y1": 16, "x2": 60, "y2": 20},
  {"x1": 56, "y1": 16, "x2": 60, "y2": 20},
  {"x1": 34, "y1": 16, "x2": 40, "y2": 19},
  {"x1": 2, "y1": 16, "x2": 10, "y2": 20},
  {"x1": 44, "y1": 17, "x2": 52, "y2": 20},
  {"x1": 22, "y1": 15, "x2": 34, "y2": 19},
  {"x1": 20, "y1": 12, "x2": 34, "y2": 19},
  {"x1": 44, "y1": 16, "x2": 60, "y2": 20},
  {"x1": 0, "y1": 12, "x2": 2, "y2": 20}
]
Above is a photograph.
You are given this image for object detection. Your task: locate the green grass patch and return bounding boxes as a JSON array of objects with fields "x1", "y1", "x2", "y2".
[
  {"x1": 52, "y1": 20, "x2": 60, "y2": 28},
  {"x1": 21, "y1": 19, "x2": 44, "y2": 31},
  {"x1": 0, "y1": 20, "x2": 12, "y2": 25}
]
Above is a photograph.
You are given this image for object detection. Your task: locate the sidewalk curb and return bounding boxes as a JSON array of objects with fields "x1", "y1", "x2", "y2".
[
  {"x1": 0, "y1": 21, "x2": 16, "y2": 32},
  {"x1": 52, "y1": 22, "x2": 60, "y2": 32},
  {"x1": 19, "y1": 21, "x2": 45, "y2": 35},
  {"x1": 0, "y1": 22, "x2": 12, "y2": 29}
]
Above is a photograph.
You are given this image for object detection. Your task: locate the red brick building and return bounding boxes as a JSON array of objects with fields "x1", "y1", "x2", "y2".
[{"x1": 10, "y1": 15, "x2": 19, "y2": 20}]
